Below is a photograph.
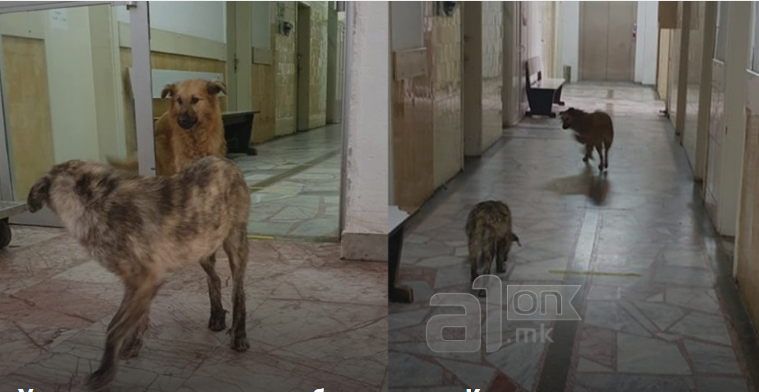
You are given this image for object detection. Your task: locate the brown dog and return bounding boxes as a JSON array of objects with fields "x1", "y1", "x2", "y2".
[
  {"x1": 27, "y1": 156, "x2": 251, "y2": 389},
  {"x1": 109, "y1": 79, "x2": 229, "y2": 176},
  {"x1": 559, "y1": 107, "x2": 614, "y2": 171},
  {"x1": 465, "y1": 200, "x2": 521, "y2": 297}
]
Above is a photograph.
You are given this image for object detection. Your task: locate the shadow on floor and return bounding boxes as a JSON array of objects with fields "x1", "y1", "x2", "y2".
[{"x1": 544, "y1": 164, "x2": 611, "y2": 206}]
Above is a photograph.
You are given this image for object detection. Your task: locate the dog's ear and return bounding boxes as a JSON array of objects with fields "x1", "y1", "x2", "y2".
[
  {"x1": 161, "y1": 83, "x2": 177, "y2": 99},
  {"x1": 206, "y1": 80, "x2": 227, "y2": 96},
  {"x1": 566, "y1": 107, "x2": 575, "y2": 113},
  {"x1": 27, "y1": 175, "x2": 51, "y2": 213}
]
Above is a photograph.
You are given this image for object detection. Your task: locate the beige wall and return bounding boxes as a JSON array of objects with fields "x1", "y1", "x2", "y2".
[
  {"x1": 432, "y1": 7, "x2": 462, "y2": 189},
  {"x1": 273, "y1": 1, "x2": 331, "y2": 137},
  {"x1": 251, "y1": 3, "x2": 278, "y2": 143},
  {"x1": 480, "y1": 1, "x2": 504, "y2": 154},
  {"x1": 306, "y1": 1, "x2": 329, "y2": 129},
  {"x1": 391, "y1": 2, "x2": 466, "y2": 211},
  {"x1": 275, "y1": 2, "x2": 297, "y2": 136},
  {"x1": 736, "y1": 107, "x2": 759, "y2": 330},
  {"x1": 667, "y1": 2, "x2": 686, "y2": 135},
  {"x1": 682, "y1": 2, "x2": 705, "y2": 169},
  {"x1": 657, "y1": 29, "x2": 671, "y2": 101}
]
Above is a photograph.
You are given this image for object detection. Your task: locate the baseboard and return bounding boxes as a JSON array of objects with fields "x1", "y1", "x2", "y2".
[{"x1": 341, "y1": 232, "x2": 387, "y2": 262}]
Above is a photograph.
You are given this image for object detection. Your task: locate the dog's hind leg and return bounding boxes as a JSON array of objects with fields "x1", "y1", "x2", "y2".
[
  {"x1": 224, "y1": 223, "x2": 249, "y2": 352},
  {"x1": 595, "y1": 144, "x2": 604, "y2": 171},
  {"x1": 120, "y1": 311, "x2": 149, "y2": 359},
  {"x1": 604, "y1": 143, "x2": 610, "y2": 169},
  {"x1": 106, "y1": 284, "x2": 149, "y2": 359},
  {"x1": 88, "y1": 277, "x2": 161, "y2": 389},
  {"x1": 476, "y1": 245, "x2": 494, "y2": 298},
  {"x1": 200, "y1": 254, "x2": 227, "y2": 331},
  {"x1": 495, "y1": 239, "x2": 509, "y2": 274}
]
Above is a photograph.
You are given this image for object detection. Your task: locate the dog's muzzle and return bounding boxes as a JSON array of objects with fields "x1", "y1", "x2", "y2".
[
  {"x1": 177, "y1": 116, "x2": 197, "y2": 130},
  {"x1": 561, "y1": 123, "x2": 570, "y2": 130}
]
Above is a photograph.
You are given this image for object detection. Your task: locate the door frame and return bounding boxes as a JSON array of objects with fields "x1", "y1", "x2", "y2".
[
  {"x1": 0, "y1": 1, "x2": 154, "y2": 227},
  {"x1": 578, "y1": 1, "x2": 638, "y2": 82}
]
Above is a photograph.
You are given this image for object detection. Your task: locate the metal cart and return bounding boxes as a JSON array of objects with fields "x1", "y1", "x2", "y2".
[{"x1": 0, "y1": 201, "x2": 26, "y2": 249}]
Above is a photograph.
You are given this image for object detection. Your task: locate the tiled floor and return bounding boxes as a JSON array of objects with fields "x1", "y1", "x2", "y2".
[
  {"x1": 232, "y1": 124, "x2": 342, "y2": 241},
  {"x1": 388, "y1": 83, "x2": 759, "y2": 392},
  {"x1": 0, "y1": 225, "x2": 387, "y2": 391}
]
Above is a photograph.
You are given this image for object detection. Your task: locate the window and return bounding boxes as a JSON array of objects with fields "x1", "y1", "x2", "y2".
[
  {"x1": 251, "y1": 2, "x2": 271, "y2": 50},
  {"x1": 391, "y1": 2, "x2": 424, "y2": 51},
  {"x1": 715, "y1": 1, "x2": 728, "y2": 62}
]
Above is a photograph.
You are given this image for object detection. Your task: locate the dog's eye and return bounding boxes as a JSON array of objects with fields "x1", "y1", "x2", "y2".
[
  {"x1": 177, "y1": 98, "x2": 183, "y2": 105},
  {"x1": 191, "y1": 97, "x2": 199, "y2": 104}
]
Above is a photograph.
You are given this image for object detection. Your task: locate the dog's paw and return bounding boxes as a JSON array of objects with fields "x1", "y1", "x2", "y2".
[
  {"x1": 86, "y1": 369, "x2": 115, "y2": 390},
  {"x1": 208, "y1": 316, "x2": 227, "y2": 332},
  {"x1": 231, "y1": 335, "x2": 250, "y2": 352}
]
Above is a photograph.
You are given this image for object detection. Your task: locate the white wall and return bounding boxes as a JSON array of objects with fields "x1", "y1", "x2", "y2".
[
  {"x1": 342, "y1": 1, "x2": 389, "y2": 260},
  {"x1": 117, "y1": 1, "x2": 226, "y2": 43},
  {"x1": 557, "y1": 1, "x2": 658, "y2": 84},
  {"x1": 559, "y1": 1, "x2": 580, "y2": 82},
  {"x1": 526, "y1": 2, "x2": 544, "y2": 59},
  {"x1": 391, "y1": 1, "x2": 423, "y2": 51},
  {"x1": 634, "y1": 1, "x2": 658, "y2": 85}
]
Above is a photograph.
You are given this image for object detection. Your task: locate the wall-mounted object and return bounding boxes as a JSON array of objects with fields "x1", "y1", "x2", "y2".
[
  {"x1": 276, "y1": 3, "x2": 293, "y2": 36},
  {"x1": 434, "y1": 1, "x2": 456, "y2": 17},
  {"x1": 278, "y1": 20, "x2": 293, "y2": 36}
]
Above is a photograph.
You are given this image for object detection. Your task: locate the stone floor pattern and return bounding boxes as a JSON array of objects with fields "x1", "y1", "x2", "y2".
[
  {"x1": 0, "y1": 226, "x2": 387, "y2": 391},
  {"x1": 232, "y1": 124, "x2": 342, "y2": 240},
  {"x1": 389, "y1": 83, "x2": 757, "y2": 392}
]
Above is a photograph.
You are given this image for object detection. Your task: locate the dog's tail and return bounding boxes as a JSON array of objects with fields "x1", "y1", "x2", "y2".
[
  {"x1": 107, "y1": 154, "x2": 139, "y2": 173},
  {"x1": 512, "y1": 232, "x2": 522, "y2": 247}
]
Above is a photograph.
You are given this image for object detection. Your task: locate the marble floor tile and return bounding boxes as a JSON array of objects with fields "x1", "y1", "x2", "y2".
[
  {"x1": 615, "y1": 333, "x2": 690, "y2": 375},
  {"x1": 232, "y1": 124, "x2": 342, "y2": 240},
  {"x1": 0, "y1": 232, "x2": 386, "y2": 390},
  {"x1": 684, "y1": 340, "x2": 741, "y2": 375}
]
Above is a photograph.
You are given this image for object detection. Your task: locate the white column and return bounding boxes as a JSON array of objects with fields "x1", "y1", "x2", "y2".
[{"x1": 340, "y1": 1, "x2": 389, "y2": 261}]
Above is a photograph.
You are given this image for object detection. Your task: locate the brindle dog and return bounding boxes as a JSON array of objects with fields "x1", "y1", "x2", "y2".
[
  {"x1": 559, "y1": 107, "x2": 615, "y2": 172},
  {"x1": 27, "y1": 156, "x2": 250, "y2": 389},
  {"x1": 465, "y1": 200, "x2": 521, "y2": 297}
]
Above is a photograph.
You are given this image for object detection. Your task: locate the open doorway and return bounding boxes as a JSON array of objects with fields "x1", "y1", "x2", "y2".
[
  {"x1": 230, "y1": 1, "x2": 345, "y2": 241},
  {"x1": 296, "y1": 2, "x2": 311, "y2": 132}
]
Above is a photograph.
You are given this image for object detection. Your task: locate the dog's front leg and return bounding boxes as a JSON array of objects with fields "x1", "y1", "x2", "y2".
[
  {"x1": 583, "y1": 143, "x2": 593, "y2": 163},
  {"x1": 87, "y1": 280, "x2": 159, "y2": 390}
]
